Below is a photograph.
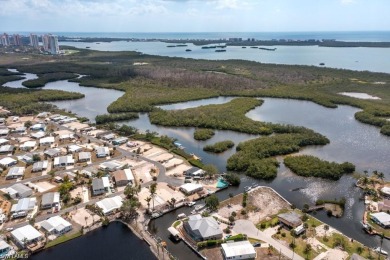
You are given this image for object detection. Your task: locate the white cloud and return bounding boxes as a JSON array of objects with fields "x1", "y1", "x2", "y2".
[{"x1": 340, "y1": 0, "x2": 356, "y2": 5}]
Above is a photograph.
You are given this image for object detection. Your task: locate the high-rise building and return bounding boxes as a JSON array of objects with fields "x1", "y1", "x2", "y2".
[
  {"x1": 13, "y1": 34, "x2": 22, "y2": 46},
  {"x1": 48, "y1": 35, "x2": 60, "y2": 54},
  {"x1": 42, "y1": 34, "x2": 50, "y2": 52},
  {"x1": 29, "y1": 34, "x2": 40, "y2": 48},
  {"x1": 1, "y1": 33, "x2": 10, "y2": 46}
]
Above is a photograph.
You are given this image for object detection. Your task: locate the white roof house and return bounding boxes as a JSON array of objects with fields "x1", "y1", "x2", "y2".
[
  {"x1": 102, "y1": 176, "x2": 110, "y2": 188},
  {"x1": 11, "y1": 197, "x2": 37, "y2": 213},
  {"x1": 32, "y1": 160, "x2": 48, "y2": 172},
  {"x1": 221, "y1": 241, "x2": 257, "y2": 260},
  {"x1": 44, "y1": 148, "x2": 61, "y2": 158},
  {"x1": 99, "y1": 160, "x2": 124, "y2": 172},
  {"x1": 0, "y1": 145, "x2": 14, "y2": 154},
  {"x1": 0, "y1": 129, "x2": 9, "y2": 136},
  {"x1": 11, "y1": 225, "x2": 43, "y2": 247},
  {"x1": 0, "y1": 138, "x2": 9, "y2": 145},
  {"x1": 96, "y1": 196, "x2": 123, "y2": 215},
  {"x1": 5, "y1": 183, "x2": 33, "y2": 199},
  {"x1": 6, "y1": 167, "x2": 25, "y2": 179},
  {"x1": 41, "y1": 192, "x2": 60, "y2": 209},
  {"x1": 68, "y1": 144, "x2": 82, "y2": 153},
  {"x1": 381, "y1": 187, "x2": 390, "y2": 196},
  {"x1": 39, "y1": 136, "x2": 55, "y2": 145},
  {"x1": 78, "y1": 152, "x2": 91, "y2": 162},
  {"x1": 0, "y1": 157, "x2": 17, "y2": 167},
  {"x1": 40, "y1": 216, "x2": 72, "y2": 235},
  {"x1": 371, "y1": 212, "x2": 390, "y2": 227},
  {"x1": 53, "y1": 155, "x2": 75, "y2": 167},
  {"x1": 96, "y1": 147, "x2": 110, "y2": 158},
  {"x1": 0, "y1": 239, "x2": 11, "y2": 254},
  {"x1": 31, "y1": 131, "x2": 45, "y2": 139},
  {"x1": 179, "y1": 183, "x2": 203, "y2": 195},
  {"x1": 30, "y1": 123, "x2": 46, "y2": 131},
  {"x1": 59, "y1": 134, "x2": 74, "y2": 140},
  {"x1": 20, "y1": 141, "x2": 36, "y2": 150}
]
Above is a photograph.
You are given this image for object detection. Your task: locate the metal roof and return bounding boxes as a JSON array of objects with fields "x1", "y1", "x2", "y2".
[{"x1": 222, "y1": 241, "x2": 256, "y2": 258}]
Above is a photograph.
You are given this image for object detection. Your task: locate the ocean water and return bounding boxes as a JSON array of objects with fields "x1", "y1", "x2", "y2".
[{"x1": 9, "y1": 31, "x2": 390, "y2": 41}]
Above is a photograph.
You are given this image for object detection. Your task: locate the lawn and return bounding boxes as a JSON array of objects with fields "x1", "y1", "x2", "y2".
[
  {"x1": 318, "y1": 232, "x2": 379, "y2": 259},
  {"x1": 45, "y1": 230, "x2": 83, "y2": 248}
]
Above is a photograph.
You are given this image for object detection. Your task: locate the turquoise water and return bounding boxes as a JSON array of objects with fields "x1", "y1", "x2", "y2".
[{"x1": 216, "y1": 177, "x2": 229, "y2": 189}]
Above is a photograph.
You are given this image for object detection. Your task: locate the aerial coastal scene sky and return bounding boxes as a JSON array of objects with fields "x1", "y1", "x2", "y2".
[{"x1": 0, "y1": 0, "x2": 389, "y2": 32}]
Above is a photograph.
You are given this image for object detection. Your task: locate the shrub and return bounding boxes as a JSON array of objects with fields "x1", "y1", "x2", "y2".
[
  {"x1": 241, "y1": 209, "x2": 247, "y2": 215},
  {"x1": 225, "y1": 173, "x2": 241, "y2": 186}
]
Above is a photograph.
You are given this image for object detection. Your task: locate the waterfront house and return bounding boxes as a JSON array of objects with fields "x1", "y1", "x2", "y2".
[
  {"x1": 0, "y1": 145, "x2": 14, "y2": 154},
  {"x1": 185, "y1": 167, "x2": 205, "y2": 177},
  {"x1": 41, "y1": 192, "x2": 60, "y2": 209},
  {"x1": 78, "y1": 151, "x2": 92, "y2": 163},
  {"x1": 40, "y1": 216, "x2": 72, "y2": 235},
  {"x1": 112, "y1": 137, "x2": 128, "y2": 145},
  {"x1": 371, "y1": 212, "x2": 390, "y2": 228},
  {"x1": 32, "y1": 160, "x2": 48, "y2": 172},
  {"x1": 0, "y1": 239, "x2": 11, "y2": 257},
  {"x1": 6, "y1": 166, "x2": 25, "y2": 179},
  {"x1": 183, "y1": 214, "x2": 222, "y2": 241},
  {"x1": 0, "y1": 157, "x2": 17, "y2": 167},
  {"x1": 11, "y1": 225, "x2": 43, "y2": 248},
  {"x1": 39, "y1": 136, "x2": 55, "y2": 146},
  {"x1": 96, "y1": 147, "x2": 110, "y2": 158},
  {"x1": 221, "y1": 240, "x2": 257, "y2": 260},
  {"x1": 179, "y1": 183, "x2": 203, "y2": 195},
  {"x1": 96, "y1": 196, "x2": 123, "y2": 215},
  {"x1": 112, "y1": 168, "x2": 134, "y2": 187},
  {"x1": 278, "y1": 212, "x2": 302, "y2": 228},
  {"x1": 20, "y1": 141, "x2": 36, "y2": 151},
  {"x1": 44, "y1": 148, "x2": 61, "y2": 158},
  {"x1": 53, "y1": 155, "x2": 75, "y2": 168},
  {"x1": 5, "y1": 183, "x2": 33, "y2": 199},
  {"x1": 102, "y1": 133, "x2": 116, "y2": 141}
]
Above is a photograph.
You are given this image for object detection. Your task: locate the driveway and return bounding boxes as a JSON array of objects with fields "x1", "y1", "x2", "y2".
[{"x1": 233, "y1": 219, "x2": 304, "y2": 260}]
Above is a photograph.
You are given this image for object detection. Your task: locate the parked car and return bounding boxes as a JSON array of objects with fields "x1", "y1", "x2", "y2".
[{"x1": 252, "y1": 242, "x2": 261, "y2": 247}]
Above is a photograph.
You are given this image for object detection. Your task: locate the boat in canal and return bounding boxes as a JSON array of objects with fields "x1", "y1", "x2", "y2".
[{"x1": 374, "y1": 247, "x2": 388, "y2": 255}]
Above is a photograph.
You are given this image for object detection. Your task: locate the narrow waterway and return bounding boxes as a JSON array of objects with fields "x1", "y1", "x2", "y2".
[
  {"x1": 3, "y1": 71, "x2": 390, "y2": 258},
  {"x1": 30, "y1": 222, "x2": 157, "y2": 260}
]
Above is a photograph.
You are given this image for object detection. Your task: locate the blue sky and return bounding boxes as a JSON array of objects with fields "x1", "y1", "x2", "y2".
[{"x1": 0, "y1": 0, "x2": 389, "y2": 32}]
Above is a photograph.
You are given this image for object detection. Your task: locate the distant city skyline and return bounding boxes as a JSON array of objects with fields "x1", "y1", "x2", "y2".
[{"x1": 0, "y1": 0, "x2": 389, "y2": 33}]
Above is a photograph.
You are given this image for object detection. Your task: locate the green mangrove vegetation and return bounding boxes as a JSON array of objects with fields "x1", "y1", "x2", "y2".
[
  {"x1": 95, "y1": 112, "x2": 139, "y2": 124},
  {"x1": 194, "y1": 129, "x2": 215, "y2": 140},
  {"x1": 203, "y1": 140, "x2": 235, "y2": 153},
  {"x1": 283, "y1": 155, "x2": 355, "y2": 180},
  {"x1": 22, "y1": 72, "x2": 78, "y2": 88},
  {"x1": 226, "y1": 131, "x2": 329, "y2": 179}
]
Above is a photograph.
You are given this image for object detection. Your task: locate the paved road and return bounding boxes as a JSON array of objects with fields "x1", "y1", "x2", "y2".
[{"x1": 233, "y1": 219, "x2": 304, "y2": 260}]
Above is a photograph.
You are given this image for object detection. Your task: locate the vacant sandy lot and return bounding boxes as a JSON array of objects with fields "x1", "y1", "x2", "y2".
[
  {"x1": 71, "y1": 207, "x2": 100, "y2": 227},
  {"x1": 166, "y1": 164, "x2": 192, "y2": 177},
  {"x1": 151, "y1": 152, "x2": 173, "y2": 162},
  {"x1": 133, "y1": 162, "x2": 155, "y2": 183},
  {"x1": 138, "y1": 182, "x2": 186, "y2": 210},
  {"x1": 27, "y1": 181, "x2": 56, "y2": 193}
]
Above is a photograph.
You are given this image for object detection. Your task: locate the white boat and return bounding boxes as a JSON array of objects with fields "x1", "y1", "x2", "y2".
[
  {"x1": 186, "y1": 202, "x2": 196, "y2": 207},
  {"x1": 194, "y1": 204, "x2": 206, "y2": 211},
  {"x1": 374, "y1": 247, "x2": 388, "y2": 255}
]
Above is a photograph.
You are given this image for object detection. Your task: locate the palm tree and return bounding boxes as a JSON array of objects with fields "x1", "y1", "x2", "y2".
[
  {"x1": 145, "y1": 196, "x2": 152, "y2": 211},
  {"x1": 323, "y1": 224, "x2": 329, "y2": 239},
  {"x1": 378, "y1": 172, "x2": 385, "y2": 183},
  {"x1": 149, "y1": 183, "x2": 157, "y2": 211},
  {"x1": 84, "y1": 216, "x2": 88, "y2": 228},
  {"x1": 304, "y1": 244, "x2": 312, "y2": 259}
]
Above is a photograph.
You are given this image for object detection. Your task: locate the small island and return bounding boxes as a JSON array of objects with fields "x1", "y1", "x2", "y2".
[
  {"x1": 193, "y1": 129, "x2": 215, "y2": 140},
  {"x1": 203, "y1": 140, "x2": 234, "y2": 153}
]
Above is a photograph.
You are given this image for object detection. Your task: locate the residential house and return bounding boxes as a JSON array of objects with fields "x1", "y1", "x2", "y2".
[
  {"x1": 11, "y1": 197, "x2": 37, "y2": 218},
  {"x1": 30, "y1": 123, "x2": 46, "y2": 132},
  {"x1": 183, "y1": 214, "x2": 223, "y2": 241},
  {"x1": 59, "y1": 134, "x2": 74, "y2": 141},
  {"x1": 112, "y1": 168, "x2": 134, "y2": 187},
  {"x1": 6, "y1": 166, "x2": 25, "y2": 179},
  {"x1": 185, "y1": 167, "x2": 205, "y2": 177},
  {"x1": 180, "y1": 183, "x2": 203, "y2": 195},
  {"x1": 0, "y1": 138, "x2": 8, "y2": 146},
  {"x1": 0, "y1": 239, "x2": 11, "y2": 256},
  {"x1": 278, "y1": 212, "x2": 302, "y2": 228},
  {"x1": 20, "y1": 141, "x2": 36, "y2": 151},
  {"x1": 40, "y1": 216, "x2": 72, "y2": 235},
  {"x1": 0, "y1": 129, "x2": 9, "y2": 137},
  {"x1": 92, "y1": 177, "x2": 110, "y2": 196},
  {"x1": 371, "y1": 212, "x2": 390, "y2": 228},
  {"x1": 39, "y1": 136, "x2": 55, "y2": 146},
  {"x1": 221, "y1": 241, "x2": 257, "y2": 260},
  {"x1": 17, "y1": 153, "x2": 34, "y2": 164},
  {"x1": 13, "y1": 126, "x2": 26, "y2": 133},
  {"x1": 0, "y1": 157, "x2": 16, "y2": 167},
  {"x1": 78, "y1": 152, "x2": 91, "y2": 163},
  {"x1": 11, "y1": 225, "x2": 43, "y2": 248},
  {"x1": 96, "y1": 147, "x2": 110, "y2": 158},
  {"x1": 53, "y1": 155, "x2": 74, "y2": 168},
  {"x1": 31, "y1": 131, "x2": 45, "y2": 139},
  {"x1": 44, "y1": 148, "x2": 61, "y2": 158},
  {"x1": 41, "y1": 192, "x2": 60, "y2": 209},
  {"x1": 5, "y1": 183, "x2": 33, "y2": 199},
  {"x1": 32, "y1": 160, "x2": 48, "y2": 172},
  {"x1": 112, "y1": 137, "x2": 127, "y2": 145},
  {"x1": 99, "y1": 160, "x2": 123, "y2": 172},
  {"x1": 67, "y1": 144, "x2": 82, "y2": 153},
  {"x1": 96, "y1": 196, "x2": 123, "y2": 215},
  {"x1": 81, "y1": 167, "x2": 98, "y2": 178},
  {"x1": 0, "y1": 145, "x2": 14, "y2": 154}
]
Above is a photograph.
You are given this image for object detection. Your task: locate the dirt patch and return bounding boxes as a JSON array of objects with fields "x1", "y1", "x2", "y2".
[
  {"x1": 256, "y1": 248, "x2": 289, "y2": 260},
  {"x1": 200, "y1": 247, "x2": 223, "y2": 260}
]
